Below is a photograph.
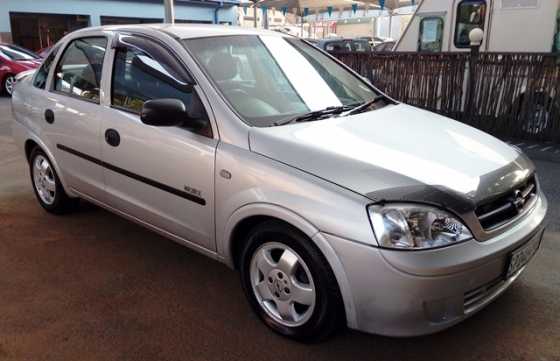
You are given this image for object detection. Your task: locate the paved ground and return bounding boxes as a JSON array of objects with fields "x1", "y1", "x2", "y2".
[{"x1": 1, "y1": 96, "x2": 559, "y2": 361}]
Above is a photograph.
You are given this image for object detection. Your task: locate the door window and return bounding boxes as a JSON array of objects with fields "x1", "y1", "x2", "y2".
[
  {"x1": 33, "y1": 45, "x2": 60, "y2": 89},
  {"x1": 112, "y1": 35, "x2": 193, "y2": 113},
  {"x1": 419, "y1": 17, "x2": 444, "y2": 52},
  {"x1": 111, "y1": 35, "x2": 210, "y2": 136},
  {"x1": 53, "y1": 37, "x2": 107, "y2": 102},
  {"x1": 454, "y1": 0, "x2": 486, "y2": 48}
]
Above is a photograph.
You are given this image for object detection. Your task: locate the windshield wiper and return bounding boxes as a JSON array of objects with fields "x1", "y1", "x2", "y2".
[
  {"x1": 341, "y1": 94, "x2": 388, "y2": 117},
  {"x1": 274, "y1": 104, "x2": 357, "y2": 126}
]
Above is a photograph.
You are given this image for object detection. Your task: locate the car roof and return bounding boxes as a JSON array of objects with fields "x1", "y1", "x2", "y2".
[{"x1": 73, "y1": 23, "x2": 288, "y2": 39}]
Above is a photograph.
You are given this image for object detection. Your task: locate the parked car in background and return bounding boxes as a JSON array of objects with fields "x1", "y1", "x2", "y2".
[
  {"x1": 317, "y1": 38, "x2": 372, "y2": 54},
  {"x1": 303, "y1": 38, "x2": 319, "y2": 46},
  {"x1": 358, "y1": 36, "x2": 390, "y2": 47},
  {"x1": 11, "y1": 24, "x2": 547, "y2": 342},
  {"x1": 0, "y1": 44, "x2": 41, "y2": 95},
  {"x1": 372, "y1": 41, "x2": 396, "y2": 52}
]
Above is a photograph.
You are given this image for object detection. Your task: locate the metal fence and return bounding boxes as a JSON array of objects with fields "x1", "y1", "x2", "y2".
[{"x1": 336, "y1": 52, "x2": 560, "y2": 143}]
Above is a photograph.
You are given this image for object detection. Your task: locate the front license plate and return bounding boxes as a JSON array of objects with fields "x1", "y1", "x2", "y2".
[{"x1": 505, "y1": 230, "x2": 543, "y2": 279}]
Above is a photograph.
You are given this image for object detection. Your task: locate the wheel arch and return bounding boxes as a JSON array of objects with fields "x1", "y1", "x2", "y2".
[
  {"x1": 222, "y1": 203, "x2": 358, "y2": 328},
  {"x1": 23, "y1": 136, "x2": 76, "y2": 198}
]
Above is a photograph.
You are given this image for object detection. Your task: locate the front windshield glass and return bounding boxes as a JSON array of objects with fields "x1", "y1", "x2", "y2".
[
  {"x1": 0, "y1": 45, "x2": 39, "y2": 60},
  {"x1": 183, "y1": 35, "x2": 378, "y2": 127}
]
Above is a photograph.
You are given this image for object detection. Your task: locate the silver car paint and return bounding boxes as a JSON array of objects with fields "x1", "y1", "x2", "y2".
[{"x1": 10, "y1": 24, "x2": 547, "y2": 336}]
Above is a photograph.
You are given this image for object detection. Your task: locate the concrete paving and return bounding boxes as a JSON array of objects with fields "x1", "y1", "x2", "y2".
[{"x1": 0, "y1": 96, "x2": 559, "y2": 361}]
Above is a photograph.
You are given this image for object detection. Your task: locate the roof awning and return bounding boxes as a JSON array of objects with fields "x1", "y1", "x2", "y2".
[{"x1": 254, "y1": 0, "x2": 413, "y2": 11}]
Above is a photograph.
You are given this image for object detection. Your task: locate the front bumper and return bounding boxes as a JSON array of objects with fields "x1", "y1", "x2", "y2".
[{"x1": 323, "y1": 194, "x2": 547, "y2": 337}]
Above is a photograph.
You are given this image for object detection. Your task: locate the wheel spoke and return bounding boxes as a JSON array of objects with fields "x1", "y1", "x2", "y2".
[
  {"x1": 255, "y1": 249, "x2": 275, "y2": 276},
  {"x1": 276, "y1": 300, "x2": 295, "y2": 321},
  {"x1": 255, "y1": 280, "x2": 273, "y2": 301},
  {"x1": 277, "y1": 249, "x2": 299, "y2": 276},
  {"x1": 34, "y1": 159, "x2": 43, "y2": 173},
  {"x1": 291, "y1": 282, "x2": 314, "y2": 306},
  {"x1": 45, "y1": 177, "x2": 56, "y2": 192}
]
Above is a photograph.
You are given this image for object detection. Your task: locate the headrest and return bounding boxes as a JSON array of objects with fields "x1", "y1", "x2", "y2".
[{"x1": 207, "y1": 52, "x2": 238, "y2": 81}]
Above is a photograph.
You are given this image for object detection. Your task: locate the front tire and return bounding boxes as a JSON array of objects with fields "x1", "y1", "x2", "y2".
[
  {"x1": 240, "y1": 220, "x2": 344, "y2": 342},
  {"x1": 29, "y1": 147, "x2": 78, "y2": 214}
]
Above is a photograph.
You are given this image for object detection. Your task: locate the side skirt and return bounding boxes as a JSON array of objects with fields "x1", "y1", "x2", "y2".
[{"x1": 72, "y1": 188, "x2": 221, "y2": 262}]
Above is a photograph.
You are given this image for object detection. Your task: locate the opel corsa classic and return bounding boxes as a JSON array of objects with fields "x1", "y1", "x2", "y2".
[{"x1": 11, "y1": 24, "x2": 547, "y2": 341}]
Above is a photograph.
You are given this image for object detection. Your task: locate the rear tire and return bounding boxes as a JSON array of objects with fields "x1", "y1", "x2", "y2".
[
  {"x1": 29, "y1": 147, "x2": 79, "y2": 214},
  {"x1": 3, "y1": 74, "x2": 15, "y2": 96},
  {"x1": 239, "y1": 220, "x2": 344, "y2": 342}
]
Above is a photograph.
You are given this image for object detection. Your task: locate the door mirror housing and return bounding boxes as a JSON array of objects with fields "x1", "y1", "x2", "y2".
[
  {"x1": 140, "y1": 98, "x2": 187, "y2": 127},
  {"x1": 141, "y1": 93, "x2": 209, "y2": 131}
]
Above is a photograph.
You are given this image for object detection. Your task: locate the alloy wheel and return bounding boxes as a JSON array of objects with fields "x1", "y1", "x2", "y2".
[
  {"x1": 5, "y1": 75, "x2": 15, "y2": 95},
  {"x1": 32, "y1": 155, "x2": 56, "y2": 205},
  {"x1": 250, "y1": 242, "x2": 316, "y2": 327},
  {"x1": 522, "y1": 104, "x2": 551, "y2": 135}
]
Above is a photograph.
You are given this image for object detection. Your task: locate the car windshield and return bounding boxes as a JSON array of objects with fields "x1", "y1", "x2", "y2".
[
  {"x1": 0, "y1": 45, "x2": 39, "y2": 60},
  {"x1": 183, "y1": 35, "x2": 378, "y2": 127}
]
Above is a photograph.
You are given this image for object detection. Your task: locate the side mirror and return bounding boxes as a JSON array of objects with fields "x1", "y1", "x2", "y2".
[{"x1": 140, "y1": 98, "x2": 187, "y2": 127}]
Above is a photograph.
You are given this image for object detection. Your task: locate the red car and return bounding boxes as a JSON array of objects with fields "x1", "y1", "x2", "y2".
[{"x1": 0, "y1": 44, "x2": 42, "y2": 96}]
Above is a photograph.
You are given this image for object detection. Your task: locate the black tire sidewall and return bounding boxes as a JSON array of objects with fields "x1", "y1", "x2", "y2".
[{"x1": 240, "y1": 221, "x2": 343, "y2": 342}]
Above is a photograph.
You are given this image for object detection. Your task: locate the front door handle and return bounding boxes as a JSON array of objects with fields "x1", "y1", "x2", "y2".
[
  {"x1": 105, "y1": 128, "x2": 121, "y2": 147},
  {"x1": 44, "y1": 109, "x2": 54, "y2": 124}
]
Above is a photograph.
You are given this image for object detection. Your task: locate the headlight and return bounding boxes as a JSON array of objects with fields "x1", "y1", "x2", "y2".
[{"x1": 368, "y1": 204, "x2": 473, "y2": 250}]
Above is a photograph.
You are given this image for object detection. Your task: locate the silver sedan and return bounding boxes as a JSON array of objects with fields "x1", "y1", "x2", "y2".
[{"x1": 11, "y1": 24, "x2": 547, "y2": 341}]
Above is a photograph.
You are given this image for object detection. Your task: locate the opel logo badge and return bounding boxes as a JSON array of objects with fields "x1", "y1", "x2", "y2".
[{"x1": 512, "y1": 190, "x2": 526, "y2": 212}]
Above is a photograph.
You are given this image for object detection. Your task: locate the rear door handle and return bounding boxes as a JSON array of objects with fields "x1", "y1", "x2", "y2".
[
  {"x1": 44, "y1": 109, "x2": 54, "y2": 124},
  {"x1": 105, "y1": 129, "x2": 121, "y2": 147}
]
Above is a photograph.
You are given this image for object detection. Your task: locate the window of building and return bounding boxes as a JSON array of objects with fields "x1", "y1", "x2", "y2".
[
  {"x1": 33, "y1": 45, "x2": 60, "y2": 89},
  {"x1": 454, "y1": 0, "x2": 486, "y2": 48},
  {"x1": 53, "y1": 37, "x2": 107, "y2": 102},
  {"x1": 419, "y1": 17, "x2": 444, "y2": 52}
]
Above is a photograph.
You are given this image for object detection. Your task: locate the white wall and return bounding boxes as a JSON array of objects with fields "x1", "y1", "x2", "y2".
[{"x1": 397, "y1": 0, "x2": 560, "y2": 52}]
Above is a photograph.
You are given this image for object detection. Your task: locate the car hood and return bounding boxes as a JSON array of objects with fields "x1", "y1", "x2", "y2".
[{"x1": 249, "y1": 104, "x2": 534, "y2": 211}]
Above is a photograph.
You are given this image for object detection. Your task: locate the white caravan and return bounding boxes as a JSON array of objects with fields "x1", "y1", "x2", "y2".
[{"x1": 396, "y1": 0, "x2": 560, "y2": 52}]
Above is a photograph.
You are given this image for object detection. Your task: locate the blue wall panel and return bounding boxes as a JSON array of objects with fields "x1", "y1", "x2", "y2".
[{"x1": 0, "y1": 0, "x2": 238, "y2": 32}]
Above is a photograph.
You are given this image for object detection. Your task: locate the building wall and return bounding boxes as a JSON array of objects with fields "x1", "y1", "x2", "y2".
[
  {"x1": 0, "y1": 0, "x2": 238, "y2": 34},
  {"x1": 336, "y1": 22, "x2": 373, "y2": 38}
]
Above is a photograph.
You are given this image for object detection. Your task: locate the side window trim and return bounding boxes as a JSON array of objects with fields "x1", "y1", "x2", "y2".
[
  {"x1": 50, "y1": 35, "x2": 109, "y2": 104},
  {"x1": 113, "y1": 32, "x2": 196, "y2": 85}
]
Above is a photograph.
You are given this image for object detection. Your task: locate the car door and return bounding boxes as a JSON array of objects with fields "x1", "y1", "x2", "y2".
[
  {"x1": 41, "y1": 36, "x2": 109, "y2": 200},
  {"x1": 98, "y1": 34, "x2": 217, "y2": 251}
]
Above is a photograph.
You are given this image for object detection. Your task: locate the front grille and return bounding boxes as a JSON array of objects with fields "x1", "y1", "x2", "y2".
[{"x1": 475, "y1": 175, "x2": 537, "y2": 230}]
